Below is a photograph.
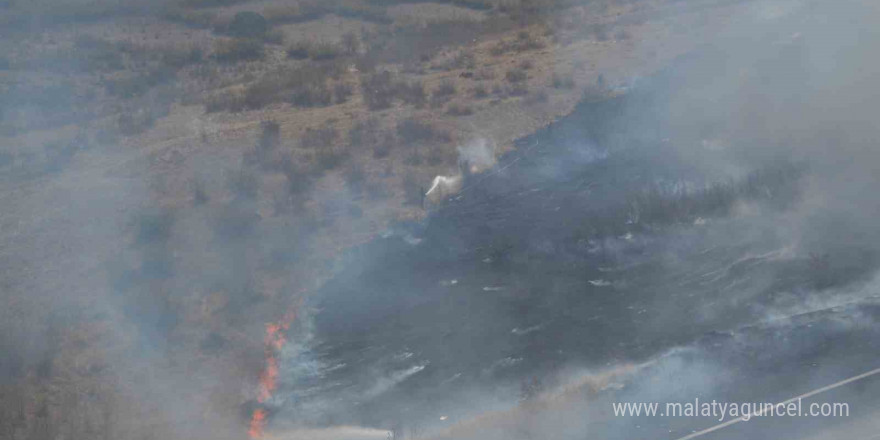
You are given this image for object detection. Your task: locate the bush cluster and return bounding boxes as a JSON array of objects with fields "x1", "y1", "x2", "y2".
[{"x1": 212, "y1": 38, "x2": 264, "y2": 63}]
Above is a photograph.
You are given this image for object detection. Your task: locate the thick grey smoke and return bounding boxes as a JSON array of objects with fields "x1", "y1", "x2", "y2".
[
  {"x1": 4, "y1": 0, "x2": 880, "y2": 439},
  {"x1": 297, "y1": 0, "x2": 880, "y2": 438}
]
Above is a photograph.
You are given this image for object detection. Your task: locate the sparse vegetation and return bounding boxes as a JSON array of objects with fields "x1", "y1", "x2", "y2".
[
  {"x1": 490, "y1": 31, "x2": 545, "y2": 56},
  {"x1": 447, "y1": 102, "x2": 474, "y2": 116},
  {"x1": 403, "y1": 174, "x2": 425, "y2": 206},
  {"x1": 506, "y1": 68, "x2": 528, "y2": 83},
  {"x1": 472, "y1": 83, "x2": 489, "y2": 99},
  {"x1": 433, "y1": 79, "x2": 457, "y2": 98},
  {"x1": 208, "y1": 64, "x2": 342, "y2": 112},
  {"x1": 301, "y1": 125, "x2": 339, "y2": 149},
  {"x1": 334, "y1": 82, "x2": 354, "y2": 104},
  {"x1": 551, "y1": 72, "x2": 576, "y2": 89},
  {"x1": 361, "y1": 71, "x2": 397, "y2": 110},
  {"x1": 349, "y1": 118, "x2": 382, "y2": 147},
  {"x1": 343, "y1": 163, "x2": 366, "y2": 194},
  {"x1": 341, "y1": 32, "x2": 360, "y2": 55},
  {"x1": 281, "y1": 157, "x2": 314, "y2": 196},
  {"x1": 523, "y1": 89, "x2": 549, "y2": 105},
  {"x1": 315, "y1": 146, "x2": 348, "y2": 171},
  {"x1": 162, "y1": 7, "x2": 217, "y2": 28},
  {"x1": 225, "y1": 11, "x2": 269, "y2": 39},
  {"x1": 397, "y1": 118, "x2": 449, "y2": 145},
  {"x1": 227, "y1": 166, "x2": 260, "y2": 200},
  {"x1": 431, "y1": 78, "x2": 457, "y2": 106},
  {"x1": 291, "y1": 81, "x2": 333, "y2": 107},
  {"x1": 287, "y1": 41, "x2": 311, "y2": 59},
  {"x1": 589, "y1": 23, "x2": 610, "y2": 42},
  {"x1": 307, "y1": 41, "x2": 343, "y2": 61},
  {"x1": 397, "y1": 79, "x2": 427, "y2": 107},
  {"x1": 212, "y1": 38, "x2": 264, "y2": 63}
]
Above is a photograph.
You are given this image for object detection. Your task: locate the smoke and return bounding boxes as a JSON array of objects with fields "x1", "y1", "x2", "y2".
[
  {"x1": 456, "y1": 138, "x2": 497, "y2": 174},
  {"x1": 426, "y1": 137, "x2": 497, "y2": 203},
  {"x1": 352, "y1": 0, "x2": 880, "y2": 438},
  {"x1": 5, "y1": 0, "x2": 880, "y2": 439}
]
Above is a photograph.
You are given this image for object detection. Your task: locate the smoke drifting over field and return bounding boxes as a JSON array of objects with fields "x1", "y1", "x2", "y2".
[
  {"x1": 273, "y1": 0, "x2": 880, "y2": 438},
  {"x1": 3, "y1": 0, "x2": 880, "y2": 439}
]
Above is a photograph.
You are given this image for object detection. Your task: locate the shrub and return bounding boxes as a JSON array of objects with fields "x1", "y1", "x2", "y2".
[
  {"x1": 227, "y1": 11, "x2": 268, "y2": 38},
  {"x1": 472, "y1": 83, "x2": 489, "y2": 99},
  {"x1": 70, "y1": 36, "x2": 125, "y2": 72},
  {"x1": 192, "y1": 179, "x2": 209, "y2": 205},
  {"x1": 404, "y1": 150, "x2": 422, "y2": 166},
  {"x1": 361, "y1": 71, "x2": 396, "y2": 110},
  {"x1": 506, "y1": 68, "x2": 528, "y2": 83},
  {"x1": 334, "y1": 82, "x2": 354, "y2": 104},
  {"x1": 315, "y1": 147, "x2": 348, "y2": 171},
  {"x1": 474, "y1": 68, "x2": 495, "y2": 80},
  {"x1": 258, "y1": 120, "x2": 281, "y2": 151},
  {"x1": 440, "y1": 50, "x2": 475, "y2": 70},
  {"x1": 334, "y1": 1, "x2": 390, "y2": 23},
  {"x1": 162, "y1": 7, "x2": 217, "y2": 28},
  {"x1": 373, "y1": 141, "x2": 392, "y2": 159},
  {"x1": 117, "y1": 109, "x2": 157, "y2": 136},
  {"x1": 159, "y1": 47, "x2": 203, "y2": 69},
  {"x1": 43, "y1": 139, "x2": 81, "y2": 173},
  {"x1": 343, "y1": 163, "x2": 366, "y2": 193},
  {"x1": 308, "y1": 41, "x2": 342, "y2": 61},
  {"x1": 508, "y1": 83, "x2": 529, "y2": 96},
  {"x1": 136, "y1": 209, "x2": 175, "y2": 244},
  {"x1": 426, "y1": 145, "x2": 449, "y2": 165},
  {"x1": 287, "y1": 42, "x2": 310, "y2": 59},
  {"x1": 590, "y1": 23, "x2": 609, "y2": 41},
  {"x1": 301, "y1": 125, "x2": 338, "y2": 149},
  {"x1": 105, "y1": 67, "x2": 176, "y2": 98},
  {"x1": 263, "y1": 29, "x2": 285, "y2": 45},
  {"x1": 290, "y1": 82, "x2": 332, "y2": 107},
  {"x1": 213, "y1": 38, "x2": 264, "y2": 63},
  {"x1": 341, "y1": 32, "x2": 360, "y2": 55},
  {"x1": 433, "y1": 79, "x2": 457, "y2": 98},
  {"x1": 205, "y1": 91, "x2": 246, "y2": 113},
  {"x1": 431, "y1": 79, "x2": 457, "y2": 107},
  {"x1": 489, "y1": 33, "x2": 545, "y2": 56},
  {"x1": 523, "y1": 89, "x2": 549, "y2": 105},
  {"x1": 227, "y1": 167, "x2": 260, "y2": 200},
  {"x1": 403, "y1": 175, "x2": 425, "y2": 206},
  {"x1": 213, "y1": 202, "x2": 259, "y2": 239},
  {"x1": 446, "y1": 103, "x2": 474, "y2": 116},
  {"x1": 551, "y1": 73, "x2": 575, "y2": 89},
  {"x1": 349, "y1": 118, "x2": 381, "y2": 147},
  {"x1": 179, "y1": 0, "x2": 247, "y2": 7},
  {"x1": 397, "y1": 118, "x2": 445, "y2": 145},
  {"x1": 397, "y1": 79, "x2": 426, "y2": 107},
  {"x1": 244, "y1": 79, "x2": 282, "y2": 109},
  {"x1": 281, "y1": 157, "x2": 313, "y2": 195}
]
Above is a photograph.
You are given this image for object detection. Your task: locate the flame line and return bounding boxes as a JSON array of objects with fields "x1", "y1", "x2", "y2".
[{"x1": 249, "y1": 296, "x2": 304, "y2": 439}]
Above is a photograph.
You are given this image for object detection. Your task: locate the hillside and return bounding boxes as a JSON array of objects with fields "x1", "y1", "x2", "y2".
[{"x1": 0, "y1": 0, "x2": 758, "y2": 438}]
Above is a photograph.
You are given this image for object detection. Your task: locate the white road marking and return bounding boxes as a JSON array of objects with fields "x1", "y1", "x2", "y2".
[{"x1": 673, "y1": 366, "x2": 880, "y2": 440}]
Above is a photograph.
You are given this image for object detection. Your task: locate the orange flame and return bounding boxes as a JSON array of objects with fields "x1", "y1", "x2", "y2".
[
  {"x1": 248, "y1": 408, "x2": 267, "y2": 439},
  {"x1": 249, "y1": 298, "x2": 303, "y2": 439}
]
